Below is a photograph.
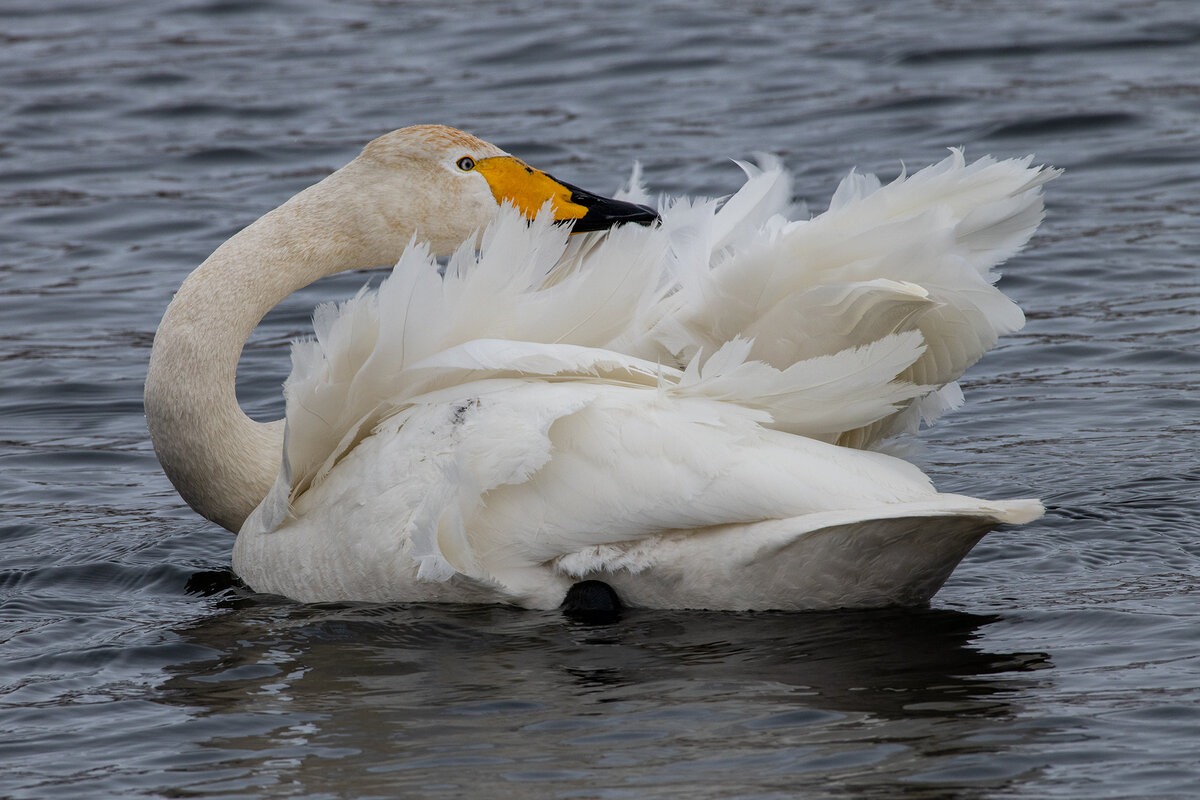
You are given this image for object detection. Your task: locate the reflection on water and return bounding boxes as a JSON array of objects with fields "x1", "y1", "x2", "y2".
[{"x1": 144, "y1": 591, "x2": 1049, "y2": 797}]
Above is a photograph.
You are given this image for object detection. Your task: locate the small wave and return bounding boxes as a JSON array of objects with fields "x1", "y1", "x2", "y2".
[{"x1": 984, "y1": 112, "x2": 1139, "y2": 139}]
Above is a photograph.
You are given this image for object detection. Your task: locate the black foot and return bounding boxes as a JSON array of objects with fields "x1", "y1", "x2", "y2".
[
  {"x1": 561, "y1": 580, "x2": 623, "y2": 623},
  {"x1": 184, "y1": 568, "x2": 242, "y2": 596}
]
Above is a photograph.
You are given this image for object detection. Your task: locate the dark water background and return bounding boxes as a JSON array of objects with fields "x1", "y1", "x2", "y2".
[{"x1": 2, "y1": 1, "x2": 1198, "y2": 797}]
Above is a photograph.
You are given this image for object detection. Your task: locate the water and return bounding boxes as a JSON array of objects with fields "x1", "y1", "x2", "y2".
[{"x1": 2, "y1": 0, "x2": 1198, "y2": 796}]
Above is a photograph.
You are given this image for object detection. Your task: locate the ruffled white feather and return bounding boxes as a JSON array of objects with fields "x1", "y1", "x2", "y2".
[{"x1": 235, "y1": 149, "x2": 1055, "y2": 610}]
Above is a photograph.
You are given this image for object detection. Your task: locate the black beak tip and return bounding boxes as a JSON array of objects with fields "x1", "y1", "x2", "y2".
[
  {"x1": 572, "y1": 198, "x2": 660, "y2": 232},
  {"x1": 557, "y1": 178, "x2": 660, "y2": 232},
  {"x1": 630, "y1": 202, "x2": 661, "y2": 226}
]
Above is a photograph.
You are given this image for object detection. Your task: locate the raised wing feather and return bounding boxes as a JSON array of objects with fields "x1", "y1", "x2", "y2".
[{"x1": 625, "y1": 148, "x2": 1058, "y2": 448}]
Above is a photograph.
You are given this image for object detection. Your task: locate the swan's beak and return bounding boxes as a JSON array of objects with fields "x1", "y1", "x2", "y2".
[{"x1": 473, "y1": 156, "x2": 659, "y2": 232}]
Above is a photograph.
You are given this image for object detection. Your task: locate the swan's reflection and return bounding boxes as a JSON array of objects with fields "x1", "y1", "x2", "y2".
[{"x1": 155, "y1": 575, "x2": 1050, "y2": 797}]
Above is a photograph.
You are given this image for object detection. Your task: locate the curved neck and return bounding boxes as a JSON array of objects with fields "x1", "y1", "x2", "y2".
[{"x1": 145, "y1": 162, "x2": 412, "y2": 532}]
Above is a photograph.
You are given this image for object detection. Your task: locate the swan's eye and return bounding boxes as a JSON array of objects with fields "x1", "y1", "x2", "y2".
[{"x1": 456, "y1": 156, "x2": 476, "y2": 171}]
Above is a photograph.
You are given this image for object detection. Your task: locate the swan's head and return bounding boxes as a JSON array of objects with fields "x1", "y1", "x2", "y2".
[{"x1": 356, "y1": 125, "x2": 658, "y2": 255}]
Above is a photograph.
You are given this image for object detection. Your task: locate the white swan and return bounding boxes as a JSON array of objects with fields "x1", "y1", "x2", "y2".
[{"x1": 146, "y1": 124, "x2": 1054, "y2": 610}]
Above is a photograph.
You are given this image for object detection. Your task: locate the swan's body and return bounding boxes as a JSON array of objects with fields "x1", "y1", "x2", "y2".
[{"x1": 147, "y1": 125, "x2": 1054, "y2": 610}]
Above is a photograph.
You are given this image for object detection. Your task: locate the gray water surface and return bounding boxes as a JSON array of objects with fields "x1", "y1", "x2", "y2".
[{"x1": 2, "y1": 1, "x2": 1199, "y2": 797}]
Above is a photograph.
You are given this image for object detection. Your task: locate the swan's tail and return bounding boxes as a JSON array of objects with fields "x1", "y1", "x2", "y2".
[{"x1": 580, "y1": 497, "x2": 1045, "y2": 611}]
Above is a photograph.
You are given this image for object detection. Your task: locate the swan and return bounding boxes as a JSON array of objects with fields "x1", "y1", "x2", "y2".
[{"x1": 146, "y1": 124, "x2": 1055, "y2": 610}]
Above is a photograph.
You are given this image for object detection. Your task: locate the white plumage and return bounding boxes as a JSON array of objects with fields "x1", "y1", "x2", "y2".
[{"x1": 220, "y1": 143, "x2": 1054, "y2": 610}]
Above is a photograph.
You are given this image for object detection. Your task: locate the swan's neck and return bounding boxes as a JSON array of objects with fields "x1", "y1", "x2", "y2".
[{"x1": 145, "y1": 163, "x2": 414, "y2": 532}]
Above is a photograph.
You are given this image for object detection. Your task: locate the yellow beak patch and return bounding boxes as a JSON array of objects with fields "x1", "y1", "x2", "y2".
[{"x1": 473, "y1": 156, "x2": 589, "y2": 222}]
